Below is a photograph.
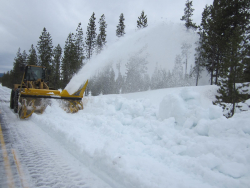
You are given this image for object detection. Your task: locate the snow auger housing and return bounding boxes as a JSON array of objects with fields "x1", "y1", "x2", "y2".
[{"x1": 10, "y1": 65, "x2": 88, "y2": 119}]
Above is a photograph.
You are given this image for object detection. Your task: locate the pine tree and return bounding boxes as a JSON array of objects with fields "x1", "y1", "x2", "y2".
[
  {"x1": 96, "y1": 14, "x2": 107, "y2": 54},
  {"x1": 243, "y1": 57, "x2": 250, "y2": 82},
  {"x1": 1, "y1": 71, "x2": 13, "y2": 88},
  {"x1": 116, "y1": 13, "x2": 125, "y2": 37},
  {"x1": 124, "y1": 54, "x2": 148, "y2": 93},
  {"x1": 213, "y1": 0, "x2": 250, "y2": 118},
  {"x1": 51, "y1": 44, "x2": 62, "y2": 89},
  {"x1": 75, "y1": 23, "x2": 85, "y2": 69},
  {"x1": 199, "y1": 4, "x2": 223, "y2": 85},
  {"x1": 172, "y1": 55, "x2": 184, "y2": 87},
  {"x1": 193, "y1": 31, "x2": 205, "y2": 86},
  {"x1": 142, "y1": 73, "x2": 151, "y2": 91},
  {"x1": 27, "y1": 44, "x2": 38, "y2": 65},
  {"x1": 151, "y1": 65, "x2": 162, "y2": 89},
  {"x1": 12, "y1": 48, "x2": 27, "y2": 85},
  {"x1": 180, "y1": 0, "x2": 198, "y2": 30},
  {"x1": 103, "y1": 65, "x2": 115, "y2": 94},
  {"x1": 137, "y1": 11, "x2": 148, "y2": 29},
  {"x1": 181, "y1": 42, "x2": 192, "y2": 77},
  {"x1": 37, "y1": 27, "x2": 53, "y2": 69},
  {"x1": 115, "y1": 63, "x2": 124, "y2": 94},
  {"x1": 61, "y1": 33, "x2": 76, "y2": 88},
  {"x1": 85, "y1": 12, "x2": 97, "y2": 59},
  {"x1": 22, "y1": 50, "x2": 27, "y2": 66}
]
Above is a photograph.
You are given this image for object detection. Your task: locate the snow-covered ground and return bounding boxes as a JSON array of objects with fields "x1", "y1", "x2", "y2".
[{"x1": 1, "y1": 83, "x2": 250, "y2": 188}]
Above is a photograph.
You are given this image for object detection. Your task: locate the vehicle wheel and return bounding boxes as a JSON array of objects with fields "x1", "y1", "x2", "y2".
[
  {"x1": 14, "y1": 89, "x2": 19, "y2": 113},
  {"x1": 10, "y1": 89, "x2": 15, "y2": 109}
]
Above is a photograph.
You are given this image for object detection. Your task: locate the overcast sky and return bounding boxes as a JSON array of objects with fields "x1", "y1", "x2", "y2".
[{"x1": 0, "y1": 0, "x2": 213, "y2": 73}]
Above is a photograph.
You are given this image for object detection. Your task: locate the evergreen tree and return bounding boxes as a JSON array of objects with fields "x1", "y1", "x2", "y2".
[
  {"x1": 1, "y1": 71, "x2": 13, "y2": 88},
  {"x1": 22, "y1": 50, "x2": 27, "y2": 66},
  {"x1": 193, "y1": 52, "x2": 203, "y2": 86},
  {"x1": 12, "y1": 48, "x2": 27, "y2": 85},
  {"x1": 61, "y1": 33, "x2": 77, "y2": 88},
  {"x1": 137, "y1": 11, "x2": 148, "y2": 29},
  {"x1": 188, "y1": 64, "x2": 196, "y2": 86},
  {"x1": 172, "y1": 55, "x2": 184, "y2": 87},
  {"x1": 102, "y1": 65, "x2": 115, "y2": 94},
  {"x1": 115, "y1": 63, "x2": 124, "y2": 94},
  {"x1": 150, "y1": 65, "x2": 169, "y2": 90},
  {"x1": 194, "y1": 31, "x2": 206, "y2": 86},
  {"x1": 27, "y1": 44, "x2": 38, "y2": 65},
  {"x1": 166, "y1": 70, "x2": 173, "y2": 88},
  {"x1": 87, "y1": 75, "x2": 98, "y2": 96},
  {"x1": 91, "y1": 74, "x2": 102, "y2": 96},
  {"x1": 181, "y1": 42, "x2": 192, "y2": 77},
  {"x1": 124, "y1": 54, "x2": 148, "y2": 93},
  {"x1": 243, "y1": 57, "x2": 250, "y2": 82},
  {"x1": 51, "y1": 44, "x2": 62, "y2": 89},
  {"x1": 37, "y1": 27, "x2": 53, "y2": 70},
  {"x1": 213, "y1": 0, "x2": 250, "y2": 118},
  {"x1": 75, "y1": 23, "x2": 85, "y2": 69},
  {"x1": 180, "y1": 0, "x2": 198, "y2": 30},
  {"x1": 85, "y1": 12, "x2": 97, "y2": 59},
  {"x1": 151, "y1": 65, "x2": 162, "y2": 89},
  {"x1": 142, "y1": 73, "x2": 151, "y2": 91},
  {"x1": 199, "y1": 4, "x2": 222, "y2": 85},
  {"x1": 96, "y1": 14, "x2": 107, "y2": 54},
  {"x1": 116, "y1": 13, "x2": 125, "y2": 37},
  {"x1": 96, "y1": 35, "x2": 102, "y2": 55}
]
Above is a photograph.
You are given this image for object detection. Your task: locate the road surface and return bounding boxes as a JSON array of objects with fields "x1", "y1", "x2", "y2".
[{"x1": 0, "y1": 88, "x2": 112, "y2": 188}]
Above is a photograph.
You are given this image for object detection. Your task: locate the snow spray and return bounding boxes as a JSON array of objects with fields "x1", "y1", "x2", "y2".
[{"x1": 66, "y1": 21, "x2": 198, "y2": 94}]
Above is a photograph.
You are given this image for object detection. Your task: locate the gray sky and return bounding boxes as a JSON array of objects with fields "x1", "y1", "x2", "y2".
[{"x1": 0, "y1": 0, "x2": 213, "y2": 73}]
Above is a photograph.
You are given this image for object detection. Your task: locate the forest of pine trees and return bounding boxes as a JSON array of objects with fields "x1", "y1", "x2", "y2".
[{"x1": 1, "y1": 1, "x2": 250, "y2": 117}]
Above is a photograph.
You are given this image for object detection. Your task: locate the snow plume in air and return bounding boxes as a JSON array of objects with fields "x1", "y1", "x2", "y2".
[{"x1": 66, "y1": 21, "x2": 198, "y2": 94}]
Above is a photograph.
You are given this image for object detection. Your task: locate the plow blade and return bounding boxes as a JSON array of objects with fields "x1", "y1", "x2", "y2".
[{"x1": 18, "y1": 80, "x2": 88, "y2": 119}]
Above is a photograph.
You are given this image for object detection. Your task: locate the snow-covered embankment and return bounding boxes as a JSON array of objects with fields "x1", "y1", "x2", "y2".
[{"x1": 28, "y1": 85, "x2": 250, "y2": 188}]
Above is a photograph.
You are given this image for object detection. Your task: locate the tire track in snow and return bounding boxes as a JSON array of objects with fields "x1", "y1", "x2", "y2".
[
  {"x1": 10, "y1": 121, "x2": 103, "y2": 188},
  {"x1": 0, "y1": 103, "x2": 111, "y2": 188}
]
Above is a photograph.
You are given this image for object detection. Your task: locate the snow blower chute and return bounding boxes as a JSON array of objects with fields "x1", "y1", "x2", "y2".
[{"x1": 10, "y1": 65, "x2": 88, "y2": 119}]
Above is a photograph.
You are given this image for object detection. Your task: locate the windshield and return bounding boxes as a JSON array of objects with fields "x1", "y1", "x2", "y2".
[{"x1": 25, "y1": 66, "x2": 46, "y2": 81}]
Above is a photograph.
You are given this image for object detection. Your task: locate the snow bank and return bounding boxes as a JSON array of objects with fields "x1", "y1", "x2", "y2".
[
  {"x1": 26, "y1": 85, "x2": 250, "y2": 188},
  {"x1": 157, "y1": 88, "x2": 223, "y2": 126},
  {"x1": 0, "y1": 83, "x2": 11, "y2": 102}
]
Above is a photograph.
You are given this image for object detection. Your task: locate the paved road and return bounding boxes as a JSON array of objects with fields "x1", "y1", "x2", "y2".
[{"x1": 0, "y1": 110, "x2": 23, "y2": 188}]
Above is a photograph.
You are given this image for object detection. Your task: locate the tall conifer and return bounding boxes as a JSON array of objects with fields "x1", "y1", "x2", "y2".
[
  {"x1": 37, "y1": 27, "x2": 53, "y2": 69},
  {"x1": 137, "y1": 11, "x2": 148, "y2": 29},
  {"x1": 116, "y1": 13, "x2": 125, "y2": 37},
  {"x1": 61, "y1": 33, "x2": 76, "y2": 88},
  {"x1": 85, "y1": 12, "x2": 97, "y2": 59},
  {"x1": 96, "y1": 14, "x2": 107, "y2": 54},
  {"x1": 75, "y1": 23, "x2": 84, "y2": 68},
  {"x1": 51, "y1": 44, "x2": 62, "y2": 89},
  {"x1": 27, "y1": 44, "x2": 38, "y2": 65},
  {"x1": 180, "y1": 0, "x2": 197, "y2": 30}
]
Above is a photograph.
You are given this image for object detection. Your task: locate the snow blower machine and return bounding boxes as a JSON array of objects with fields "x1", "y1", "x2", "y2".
[{"x1": 10, "y1": 65, "x2": 88, "y2": 119}]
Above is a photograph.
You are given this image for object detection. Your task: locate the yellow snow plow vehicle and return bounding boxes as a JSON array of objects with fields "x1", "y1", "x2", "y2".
[{"x1": 10, "y1": 65, "x2": 88, "y2": 119}]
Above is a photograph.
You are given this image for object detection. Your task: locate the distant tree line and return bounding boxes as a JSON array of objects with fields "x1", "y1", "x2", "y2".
[
  {"x1": 1, "y1": 11, "x2": 129, "y2": 89},
  {"x1": 87, "y1": 48, "x2": 196, "y2": 95}
]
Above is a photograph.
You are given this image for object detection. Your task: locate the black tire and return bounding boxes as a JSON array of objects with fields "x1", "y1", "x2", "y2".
[
  {"x1": 10, "y1": 89, "x2": 15, "y2": 109},
  {"x1": 14, "y1": 89, "x2": 19, "y2": 113}
]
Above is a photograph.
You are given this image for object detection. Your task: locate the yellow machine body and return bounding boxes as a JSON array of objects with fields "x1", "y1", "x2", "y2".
[{"x1": 10, "y1": 65, "x2": 88, "y2": 119}]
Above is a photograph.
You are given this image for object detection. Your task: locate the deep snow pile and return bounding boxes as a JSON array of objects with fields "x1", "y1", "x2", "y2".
[
  {"x1": 26, "y1": 85, "x2": 250, "y2": 188},
  {"x1": 1, "y1": 84, "x2": 250, "y2": 188}
]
